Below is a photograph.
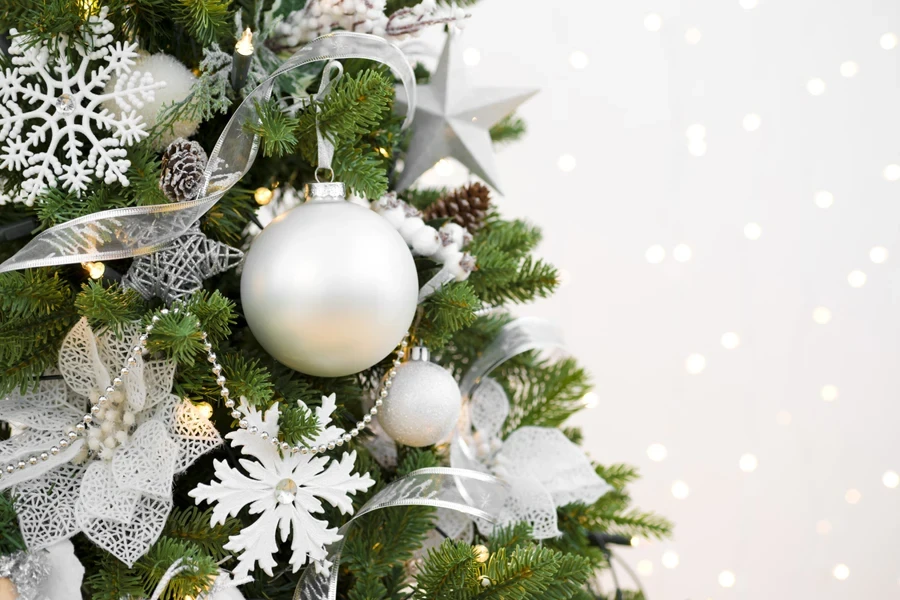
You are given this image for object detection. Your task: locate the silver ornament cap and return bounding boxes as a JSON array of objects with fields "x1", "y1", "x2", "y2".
[
  {"x1": 240, "y1": 182, "x2": 418, "y2": 377},
  {"x1": 378, "y1": 348, "x2": 462, "y2": 447}
]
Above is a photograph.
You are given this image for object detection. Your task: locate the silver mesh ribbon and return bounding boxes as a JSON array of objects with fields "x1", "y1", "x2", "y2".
[
  {"x1": 293, "y1": 467, "x2": 507, "y2": 600},
  {"x1": 0, "y1": 32, "x2": 417, "y2": 272}
]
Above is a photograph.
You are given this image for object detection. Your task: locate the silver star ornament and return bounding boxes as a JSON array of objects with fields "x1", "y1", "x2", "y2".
[
  {"x1": 395, "y1": 33, "x2": 538, "y2": 194},
  {"x1": 122, "y1": 224, "x2": 243, "y2": 304}
]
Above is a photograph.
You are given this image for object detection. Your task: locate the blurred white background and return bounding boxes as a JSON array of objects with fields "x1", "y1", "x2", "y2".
[{"x1": 419, "y1": 0, "x2": 900, "y2": 598}]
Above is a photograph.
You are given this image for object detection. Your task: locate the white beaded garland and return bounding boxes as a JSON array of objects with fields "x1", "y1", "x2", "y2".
[{"x1": 0, "y1": 303, "x2": 409, "y2": 479}]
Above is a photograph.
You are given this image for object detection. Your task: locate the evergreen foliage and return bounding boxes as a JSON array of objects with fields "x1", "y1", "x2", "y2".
[{"x1": 0, "y1": 6, "x2": 671, "y2": 599}]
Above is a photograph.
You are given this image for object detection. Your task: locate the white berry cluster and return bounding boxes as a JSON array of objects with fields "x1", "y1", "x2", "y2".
[
  {"x1": 373, "y1": 193, "x2": 475, "y2": 281},
  {"x1": 272, "y1": 0, "x2": 468, "y2": 47},
  {"x1": 85, "y1": 387, "x2": 136, "y2": 460}
]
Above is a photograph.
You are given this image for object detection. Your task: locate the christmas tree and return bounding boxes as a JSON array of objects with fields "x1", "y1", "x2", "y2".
[{"x1": 0, "y1": 1, "x2": 671, "y2": 598}]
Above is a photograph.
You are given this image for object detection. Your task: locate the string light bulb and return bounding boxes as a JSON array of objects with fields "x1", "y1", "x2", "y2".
[
  {"x1": 83, "y1": 261, "x2": 105, "y2": 279},
  {"x1": 196, "y1": 402, "x2": 214, "y2": 420},
  {"x1": 254, "y1": 187, "x2": 274, "y2": 206},
  {"x1": 231, "y1": 28, "x2": 254, "y2": 91},
  {"x1": 473, "y1": 544, "x2": 489, "y2": 563}
]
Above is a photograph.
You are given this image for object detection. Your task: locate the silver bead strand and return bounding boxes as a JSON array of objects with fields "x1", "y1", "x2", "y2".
[{"x1": 1, "y1": 305, "x2": 406, "y2": 477}]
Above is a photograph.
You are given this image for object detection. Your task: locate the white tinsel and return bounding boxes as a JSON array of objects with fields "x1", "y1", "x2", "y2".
[
  {"x1": 0, "y1": 319, "x2": 221, "y2": 566},
  {"x1": 0, "y1": 7, "x2": 164, "y2": 205},
  {"x1": 190, "y1": 395, "x2": 374, "y2": 578}
]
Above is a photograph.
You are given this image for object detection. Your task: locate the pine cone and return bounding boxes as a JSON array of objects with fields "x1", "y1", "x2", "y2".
[
  {"x1": 422, "y1": 182, "x2": 491, "y2": 233},
  {"x1": 159, "y1": 138, "x2": 208, "y2": 202}
]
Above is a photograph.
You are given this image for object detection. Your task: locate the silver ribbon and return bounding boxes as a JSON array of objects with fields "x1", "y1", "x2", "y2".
[
  {"x1": 293, "y1": 467, "x2": 508, "y2": 600},
  {"x1": 459, "y1": 317, "x2": 565, "y2": 401},
  {"x1": 0, "y1": 32, "x2": 417, "y2": 272},
  {"x1": 148, "y1": 558, "x2": 252, "y2": 600}
]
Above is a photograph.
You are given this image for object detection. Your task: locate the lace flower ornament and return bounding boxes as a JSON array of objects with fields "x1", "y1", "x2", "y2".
[
  {"x1": 449, "y1": 378, "x2": 612, "y2": 539},
  {"x1": 0, "y1": 318, "x2": 221, "y2": 565},
  {"x1": 190, "y1": 395, "x2": 374, "y2": 578}
]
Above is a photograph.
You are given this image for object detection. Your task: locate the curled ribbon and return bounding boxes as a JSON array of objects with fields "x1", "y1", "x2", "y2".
[
  {"x1": 0, "y1": 32, "x2": 417, "y2": 272},
  {"x1": 293, "y1": 467, "x2": 508, "y2": 600}
]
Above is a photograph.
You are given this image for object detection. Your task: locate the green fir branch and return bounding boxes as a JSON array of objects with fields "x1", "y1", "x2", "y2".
[
  {"x1": 414, "y1": 540, "x2": 478, "y2": 599},
  {"x1": 133, "y1": 537, "x2": 219, "y2": 600},
  {"x1": 246, "y1": 99, "x2": 301, "y2": 158},
  {"x1": 86, "y1": 556, "x2": 145, "y2": 600},
  {"x1": 0, "y1": 494, "x2": 25, "y2": 555},
  {"x1": 490, "y1": 113, "x2": 527, "y2": 145},
  {"x1": 503, "y1": 357, "x2": 592, "y2": 436},
  {"x1": 475, "y1": 546, "x2": 560, "y2": 600},
  {"x1": 162, "y1": 506, "x2": 242, "y2": 562},
  {"x1": 278, "y1": 402, "x2": 323, "y2": 446},
  {"x1": 173, "y1": 0, "x2": 232, "y2": 45},
  {"x1": 75, "y1": 281, "x2": 146, "y2": 335},
  {"x1": 417, "y1": 280, "x2": 481, "y2": 349}
]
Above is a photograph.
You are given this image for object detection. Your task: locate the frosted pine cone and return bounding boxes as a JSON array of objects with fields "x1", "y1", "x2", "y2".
[
  {"x1": 159, "y1": 138, "x2": 208, "y2": 202},
  {"x1": 422, "y1": 182, "x2": 491, "y2": 233}
]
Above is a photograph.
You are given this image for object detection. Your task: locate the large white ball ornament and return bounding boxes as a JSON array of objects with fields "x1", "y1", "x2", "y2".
[
  {"x1": 241, "y1": 183, "x2": 418, "y2": 377},
  {"x1": 379, "y1": 348, "x2": 462, "y2": 447}
]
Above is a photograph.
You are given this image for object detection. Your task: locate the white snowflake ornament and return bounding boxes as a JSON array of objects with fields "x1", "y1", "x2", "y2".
[
  {"x1": 0, "y1": 7, "x2": 165, "y2": 205},
  {"x1": 0, "y1": 318, "x2": 221, "y2": 565},
  {"x1": 190, "y1": 395, "x2": 374, "y2": 578}
]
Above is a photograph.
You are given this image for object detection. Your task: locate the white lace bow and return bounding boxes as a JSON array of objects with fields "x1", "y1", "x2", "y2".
[
  {"x1": 448, "y1": 377, "x2": 612, "y2": 539},
  {"x1": 0, "y1": 318, "x2": 222, "y2": 565}
]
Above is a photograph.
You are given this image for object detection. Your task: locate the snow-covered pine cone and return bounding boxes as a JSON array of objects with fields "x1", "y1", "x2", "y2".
[
  {"x1": 422, "y1": 182, "x2": 491, "y2": 233},
  {"x1": 159, "y1": 138, "x2": 208, "y2": 202}
]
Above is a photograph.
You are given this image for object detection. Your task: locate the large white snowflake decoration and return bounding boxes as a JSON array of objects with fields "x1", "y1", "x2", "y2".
[
  {"x1": 0, "y1": 318, "x2": 221, "y2": 565},
  {"x1": 0, "y1": 7, "x2": 165, "y2": 205},
  {"x1": 449, "y1": 378, "x2": 613, "y2": 540},
  {"x1": 190, "y1": 395, "x2": 375, "y2": 578}
]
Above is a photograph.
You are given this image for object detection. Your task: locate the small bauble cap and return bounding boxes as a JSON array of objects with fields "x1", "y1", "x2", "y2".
[
  {"x1": 410, "y1": 346, "x2": 430, "y2": 361},
  {"x1": 304, "y1": 181, "x2": 346, "y2": 203}
]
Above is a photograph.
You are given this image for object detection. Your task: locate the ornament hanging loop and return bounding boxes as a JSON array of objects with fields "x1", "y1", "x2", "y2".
[{"x1": 315, "y1": 60, "x2": 343, "y2": 176}]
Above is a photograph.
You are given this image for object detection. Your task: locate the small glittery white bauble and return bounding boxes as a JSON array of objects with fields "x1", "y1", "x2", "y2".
[
  {"x1": 378, "y1": 357, "x2": 462, "y2": 447},
  {"x1": 104, "y1": 53, "x2": 199, "y2": 149},
  {"x1": 241, "y1": 184, "x2": 418, "y2": 377}
]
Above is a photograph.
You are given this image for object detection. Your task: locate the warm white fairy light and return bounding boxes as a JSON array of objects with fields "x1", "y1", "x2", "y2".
[
  {"x1": 739, "y1": 453, "x2": 758, "y2": 472},
  {"x1": 646, "y1": 245, "x2": 666, "y2": 264},
  {"x1": 806, "y1": 78, "x2": 826, "y2": 96},
  {"x1": 434, "y1": 159, "x2": 454, "y2": 177},
  {"x1": 820, "y1": 384, "x2": 839, "y2": 402},
  {"x1": 685, "y1": 354, "x2": 706, "y2": 375},
  {"x1": 83, "y1": 261, "x2": 105, "y2": 279},
  {"x1": 816, "y1": 519, "x2": 832, "y2": 535},
  {"x1": 776, "y1": 410, "x2": 792, "y2": 426},
  {"x1": 847, "y1": 270, "x2": 867, "y2": 288},
  {"x1": 814, "y1": 190, "x2": 834, "y2": 209},
  {"x1": 569, "y1": 51, "x2": 589, "y2": 69},
  {"x1": 883, "y1": 470, "x2": 900, "y2": 489},
  {"x1": 718, "y1": 570, "x2": 736, "y2": 588},
  {"x1": 870, "y1": 246, "x2": 889, "y2": 264},
  {"x1": 833, "y1": 564, "x2": 850, "y2": 581},
  {"x1": 881, "y1": 33, "x2": 898, "y2": 50},
  {"x1": 742, "y1": 113, "x2": 761, "y2": 132},
  {"x1": 671, "y1": 480, "x2": 690, "y2": 499},
  {"x1": 637, "y1": 560, "x2": 654, "y2": 576},
  {"x1": 743, "y1": 222, "x2": 762, "y2": 240},
  {"x1": 462, "y1": 47, "x2": 481, "y2": 66},
  {"x1": 685, "y1": 28, "x2": 702, "y2": 45},
  {"x1": 557, "y1": 154, "x2": 577, "y2": 172},
  {"x1": 644, "y1": 13, "x2": 662, "y2": 32},
  {"x1": 845, "y1": 488, "x2": 861, "y2": 504},
  {"x1": 685, "y1": 123, "x2": 706, "y2": 139},
  {"x1": 196, "y1": 402, "x2": 213, "y2": 420},
  {"x1": 739, "y1": 0, "x2": 758, "y2": 9},
  {"x1": 647, "y1": 443, "x2": 668, "y2": 462},
  {"x1": 840, "y1": 60, "x2": 859, "y2": 77},
  {"x1": 812, "y1": 306, "x2": 832, "y2": 325},
  {"x1": 721, "y1": 332, "x2": 741, "y2": 350},
  {"x1": 581, "y1": 392, "x2": 599, "y2": 409},
  {"x1": 662, "y1": 551, "x2": 680, "y2": 569},
  {"x1": 688, "y1": 138, "x2": 707, "y2": 157},
  {"x1": 883, "y1": 164, "x2": 900, "y2": 181},
  {"x1": 673, "y1": 243, "x2": 692, "y2": 262}
]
